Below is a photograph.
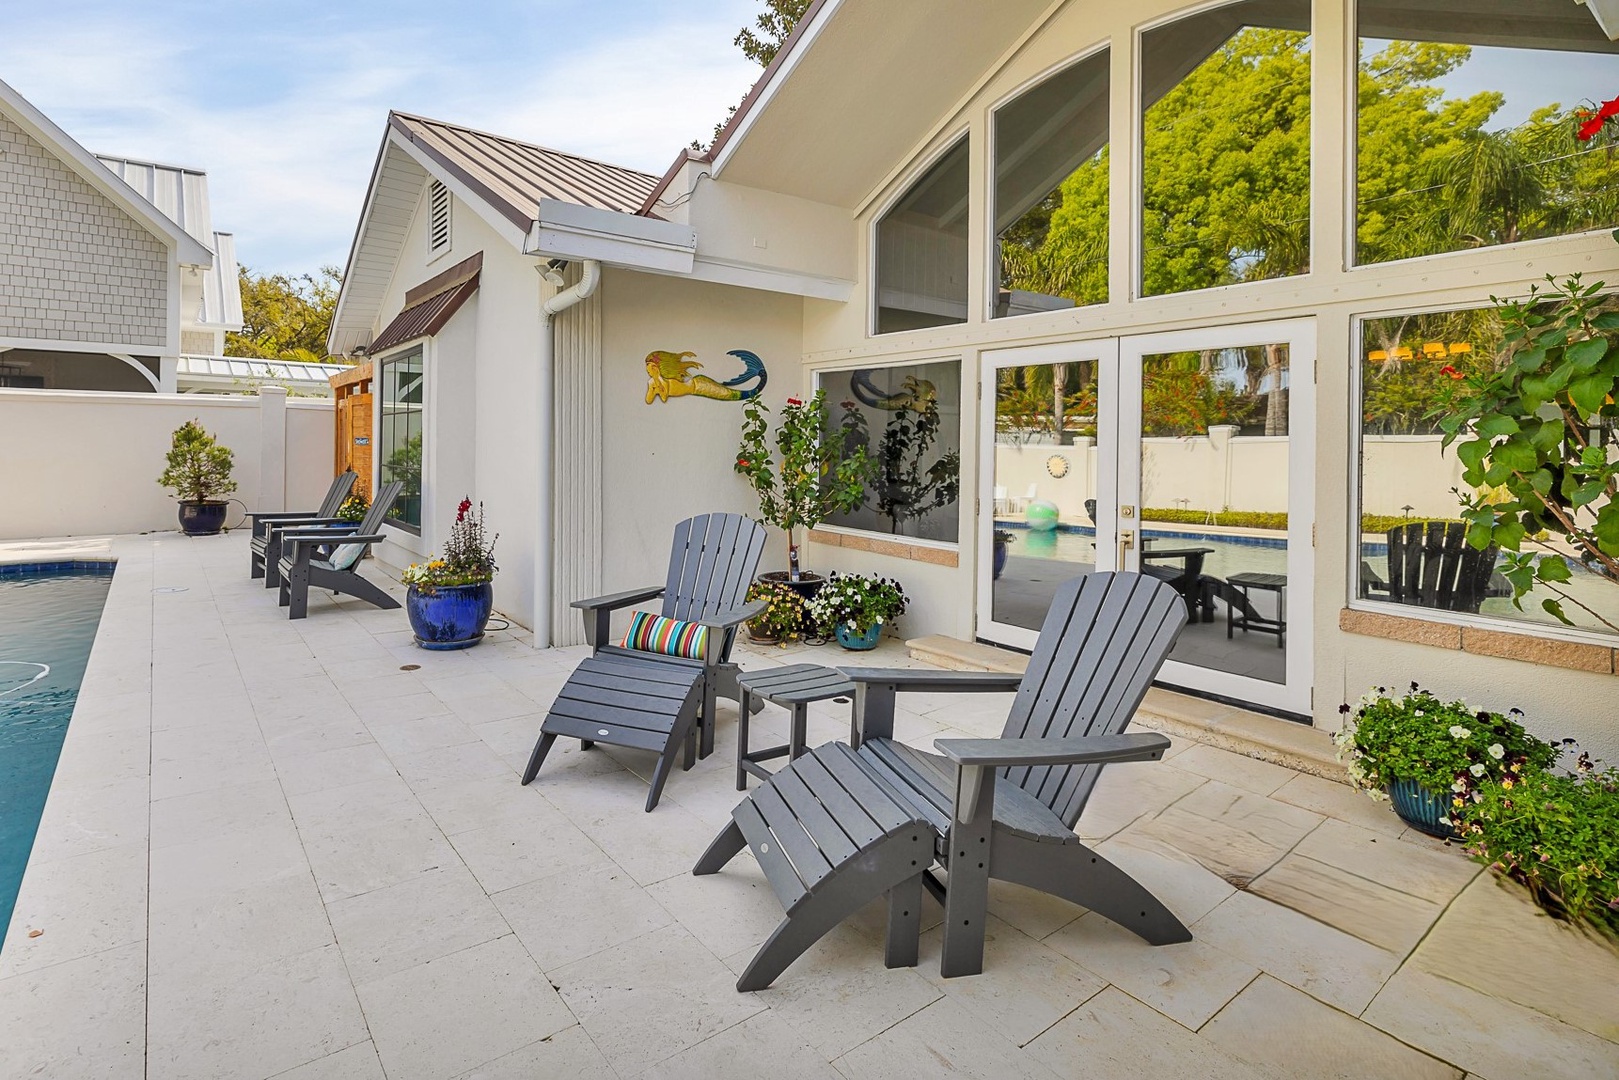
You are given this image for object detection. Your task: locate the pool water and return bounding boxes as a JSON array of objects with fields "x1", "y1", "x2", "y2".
[
  {"x1": 0, "y1": 566, "x2": 113, "y2": 944},
  {"x1": 1008, "y1": 526, "x2": 1289, "y2": 579}
]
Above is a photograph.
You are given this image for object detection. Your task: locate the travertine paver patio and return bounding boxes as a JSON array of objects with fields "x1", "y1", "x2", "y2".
[{"x1": 2, "y1": 532, "x2": 1617, "y2": 1079}]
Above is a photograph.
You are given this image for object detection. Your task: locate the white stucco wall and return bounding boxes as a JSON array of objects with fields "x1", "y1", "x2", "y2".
[
  {"x1": 0, "y1": 112, "x2": 169, "y2": 349},
  {"x1": 0, "y1": 390, "x2": 332, "y2": 539}
]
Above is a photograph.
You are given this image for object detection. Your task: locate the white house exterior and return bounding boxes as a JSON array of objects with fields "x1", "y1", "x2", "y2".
[
  {"x1": 330, "y1": 0, "x2": 1619, "y2": 760},
  {"x1": 0, "y1": 76, "x2": 240, "y2": 393}
]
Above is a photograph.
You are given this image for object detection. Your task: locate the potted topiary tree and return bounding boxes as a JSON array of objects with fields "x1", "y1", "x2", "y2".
[
  {"x1": 735, "y1": 390, "x2": 876, "y2": 599},
  {"x1": 401, "y1": 498, "x2": 499, "y2": 649},
  {"x1": 157, "y1": 419, "x2": 237, "y2": 536}
]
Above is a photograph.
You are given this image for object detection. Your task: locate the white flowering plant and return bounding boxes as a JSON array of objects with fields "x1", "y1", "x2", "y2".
[
  {"x1": 1335, "y1": 684, "x2": 1558, "y2": 828},
  {"x1": 804, "y1": 572, "x2": 907, "y2": 637}
]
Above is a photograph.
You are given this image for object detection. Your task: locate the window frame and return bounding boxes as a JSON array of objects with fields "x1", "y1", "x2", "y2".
[
  {"x1": 811, "y1": 353, "x2": 968, "y2": 547},
  {"x1": 376, "y1": 341, "x2": 426, "y2": 536},
  {"x1": 868, "y1": 128, "x2": 974, "y2": 339},
  {"x1": 984, "y1": 40, "x2": 1114, "y2": 324},
  {"x1": 1346, "y1": 307, "x2": 1619, "y2": 648}
]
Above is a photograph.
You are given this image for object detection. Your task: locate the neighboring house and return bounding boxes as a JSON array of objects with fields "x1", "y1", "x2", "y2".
[
  {"x1": 0, "y1": 76, "x2": 240, "y2": 393},
  {"x1": 329, "y1": 0, "x2": 1619, "y2": 760}
]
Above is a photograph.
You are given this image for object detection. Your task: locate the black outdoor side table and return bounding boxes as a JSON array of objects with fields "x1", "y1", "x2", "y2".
[
  {"x1": 1226, "y1": 571, "x2": 1288, "y2": 648},
  {"x1": 735, "y1": 664, "x2": 856, "y2": 791}
]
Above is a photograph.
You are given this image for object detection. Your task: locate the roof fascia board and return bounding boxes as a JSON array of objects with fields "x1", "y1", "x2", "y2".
[
  {"x1": 385, "y1": 127, "x2": 529, "y2": 250},
  {"x1": 525, "y1": 198, "x2": 697, "y2": 274},
  {"x1": 0, "y1": 77, "x2": 213, "y2": 267},
  {"x1": 709, "y1": 0, "x2": 841, "y2": 178},
  {"x1": 1586, "y1": 0, "x2": 1619, "y2": 38},
  {"x1": 0, "y1": 333, "x2": 172, "y2": 355},
  {"x1": 328, "y1": 125, "x2": 398, "y2": 354},
  {"x1": 686, "y1": 255, "x2": 851, "y2": 301},
  {"x1": 850, "y1": 0, "x2": 1070, "y2": 220}
]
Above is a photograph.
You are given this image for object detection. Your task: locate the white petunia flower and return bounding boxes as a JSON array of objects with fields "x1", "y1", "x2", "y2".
[
  {"x1": 1470, "y1": 763, "x2": 1487, "y2": 777},
  {"x1": 1449, "y1": 726, "x2": 1471, "y2": 739},
  {"x1": 1452, "y1": 780, "x2": 1466, "y2": 793},
  {"x1": 1487, "y1": 744, "x2": 1505, "y2": 760}
]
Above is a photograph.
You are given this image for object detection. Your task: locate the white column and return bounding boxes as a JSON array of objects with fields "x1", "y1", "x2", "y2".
[
  {"x1": 157, "y1": 355, "x2": 179, "y2": 394},
  {"x1": 258, "y1": 386, "x2": 288, "y2": 512}
]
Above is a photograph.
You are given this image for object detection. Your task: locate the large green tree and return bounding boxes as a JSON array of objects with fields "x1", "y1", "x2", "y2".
[{"x1": 226, "y1": 266, "x2": 341, "y2": 363}]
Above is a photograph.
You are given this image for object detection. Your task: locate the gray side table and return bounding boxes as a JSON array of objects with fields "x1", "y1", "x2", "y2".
[{"x1": 736, "y1": 664, "x2": 856, "y2": 790}]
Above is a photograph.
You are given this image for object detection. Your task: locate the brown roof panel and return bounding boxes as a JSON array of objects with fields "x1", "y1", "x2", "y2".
[
  {"x1": 389, "y1": 112, "x2": 659, "y2": 231},
  {"x1": 369, "y1": 273, "x2": 480, "y2": 355}
]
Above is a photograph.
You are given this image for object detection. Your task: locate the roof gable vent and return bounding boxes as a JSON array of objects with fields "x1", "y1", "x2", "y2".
[{"x1": 428, "y1": 179, "x2": 451, "y2": 257}]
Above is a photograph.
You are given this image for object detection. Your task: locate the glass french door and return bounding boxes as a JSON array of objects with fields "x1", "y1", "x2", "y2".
[{"x1": 979, "y1": 320, "x2": 1315, "y2": 716}]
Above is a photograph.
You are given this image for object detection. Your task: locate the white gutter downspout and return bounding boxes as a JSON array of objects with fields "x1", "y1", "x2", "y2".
[{"x1": 533, "y1": 259, "x2": 601, "y2": 649}]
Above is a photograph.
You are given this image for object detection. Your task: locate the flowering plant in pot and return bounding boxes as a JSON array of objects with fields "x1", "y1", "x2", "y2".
[
  {"x1": 805, "y1": 572, "x2": 907, "y2": 650},
  {"x1": 401, "y1": 498, "x2": 499, "y2": 650},
  {"x1": 335, "y1": 492, "x2": 369, "y2": 523},
  {"x1": 743, "y1": 579, "x2": 805, "y2": 644},
  {"x1": 157, "y1": 419, "x2": 237, "y2": 535},
  {"x1": 735, "y1": 390, "x2": 875, "y2": 592},
  {"x1": 1335, "y1": 683, "x2": 1557, "y2": 837}
]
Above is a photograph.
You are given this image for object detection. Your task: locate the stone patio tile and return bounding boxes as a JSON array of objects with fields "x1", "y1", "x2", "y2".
[
  {"x1": 300, "y1": 814, "x2": 461, "y2": 904},
  {"x1": 330, "y1": 669, "x2": 430, "y2": 702},
  {"x1": 352, "y1": 690, "x2": 456, "y2": 725},
  {"x1": 1248, "y1": 853, "x2": 1442, "y2": 955},
  {"x1": 147, "y1": 942, "x2": 368, "y2": 1080},
  {"x1": 1408, "y1": 874, "x2": 1619, "y2": 1042},
  {"x1": 0, "y1": 840, "x2": 147, "y2": 977},
  {"x1": 287, "y1": 773, "x2": 425, "y2": 838},
  {"x1": 274, "y1": 740, "x2": 403, "y2": 798},
  {"x1": 443, "y1": 689, "x2": 543, "y2": 724},
  {"x1": 393, "y1": 740, "x2": 514, "y2": 792},
  {"x1": 546, "y1": 770, "x2": 720, "y2": 886},
  {"x1": 449, "y1": 1025, "x2": 616, "y2": 1080},
  {"x1": 471, "y1": 712, "x2": 548, "y2": 760},
  {"x1": 552, "y1": 923, "x2": 766, "y2": 1077},
  {"x1": 148, "y1": 817, "x2": 310, "y2": 909},
  {"x1": 260, "y1": 710, "x2": 374, "y2": 761},
  {"x1": 447, "y1": 801, "x2": 610, "y2": 895},
  {"x1": 0, "y1": 939, "x2": 146, "y2": 1080},
  {"x1": 1046, "y1": 910, "x2": 1257, "y2": 1029},
  {"x1": 268, "y1": 1040, "x2": 387, "y2": 1080},
  {"x1": 21, "y1": 774, "x2": 150, "y2": 863},
  {"x1": 328, "y1": 864, "x2": 511, "y2": 985},
  {"x1": 47, "y1": 723, "x2": 151, "y2": 786},
  {"x1": 1074, "y1": 759, "x2": 1207, "y2": 841},
  {"x1": 1269, "y1": 772, "x2": 1406, "y2": 835},
  {"x1": 645, "y1": 851, "x2": 783, "y2": 959},
  {"x1": 834, "y1": 996, "x2": 1061, "y2": 1080},
  {"x1": 149, "y1": 721, "x2": 277, "y2": 800},
  {"x1": 644, "y1": 1010, "x2": 843, "y2": 1080},
  {"x1": 725, "y1": 926, "x2": 945, "y2": 1062},
  {"x1": 149, "y1": 776, "x2": 290, "y2": 850},
  {"x1": 1294, "y1": 818, "x2": 1479, "y2": 906},
  {"x1": 1093, "y1": 827, "x2": 1237, "y2": 927},
  {"x1": 1024, "y1": 985, "x2": 1268, "y2": 1080},
  {"x1": 1166, "y1": 743, "x2": 1295, "y2": 796},
  {"x1": 357, "y1": 933, "x2": 574, "y2": 1080},
  {"x1": 1192, "y1": 889, "x2": 1400, "y2": 1014},
  {"x1": 495, "y1": 863, "x2": 674, "y2": 971},
  {"x1": 1135, "y1": 780, "x2": 1321, "y2": 888},
  {"x1": 1363, "y1": 963, "x2": 1619, "y2": 1080},
  {"x1": 916, "y1": 915, "x2": 1106, "y2": 1047},
  {"x1": 411, "y1": 771, "x2": 550, "y2": 836},
  {"x1": 1203, "y1": 974, "x2": 1461, "y2": 1080},
  {"x1": 365, "y1": 710, "x2": 481, "y2": 758},
  {"x1": 148, "y1": 869, "x2": 335, "y2": 982}
]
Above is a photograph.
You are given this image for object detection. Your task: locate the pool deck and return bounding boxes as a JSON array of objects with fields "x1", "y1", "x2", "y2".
[{"x1": 2, "y1": 532, "x2": 1616, "y2": 1079}]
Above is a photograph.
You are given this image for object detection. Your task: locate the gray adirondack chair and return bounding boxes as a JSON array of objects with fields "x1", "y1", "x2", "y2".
[
  {"x1": 695, "y1": 571, "x2": 1191, "y2": 990},
  {"x1": 249, "y1": 471, "x2": 357, "y2": 583},
  {"x1": 1360, "y1": 520, "x2": 1506, "y2": 613},
  {"x1": 277, "y1": 481, "x2": 403, "y2": 619},
  {"x1": 521, "y1": 512, "x2": 768, "y2": 811}
]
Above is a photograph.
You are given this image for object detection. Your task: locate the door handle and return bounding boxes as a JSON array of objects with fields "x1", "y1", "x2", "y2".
[{"x1": 1118, "y1": 530, "x2": 1135, "y2": 566}]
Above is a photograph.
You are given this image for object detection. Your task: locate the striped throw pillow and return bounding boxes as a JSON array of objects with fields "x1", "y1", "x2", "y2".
[{"x1": 621, "y1": 611, "x2": 710, "y2": 660}]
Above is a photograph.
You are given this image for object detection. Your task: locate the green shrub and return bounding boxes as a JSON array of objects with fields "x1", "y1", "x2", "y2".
[{"x1": 156, "y1": 419, "x2": 236, "y2": 503}]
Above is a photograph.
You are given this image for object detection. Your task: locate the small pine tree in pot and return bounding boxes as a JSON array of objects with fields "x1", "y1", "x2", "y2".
[{"x1": 157, "y1": 419, "x2": 237, "y2": 535}]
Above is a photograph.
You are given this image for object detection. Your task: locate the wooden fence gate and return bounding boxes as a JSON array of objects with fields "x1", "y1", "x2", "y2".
[{"x1": 330, "y1": 362, "x2": 373, "y2": 498}]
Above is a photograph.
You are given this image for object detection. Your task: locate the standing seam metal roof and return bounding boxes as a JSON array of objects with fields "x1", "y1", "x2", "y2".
[{"x1": 388, "y1": 112, "x2": 660, "y2": 230}]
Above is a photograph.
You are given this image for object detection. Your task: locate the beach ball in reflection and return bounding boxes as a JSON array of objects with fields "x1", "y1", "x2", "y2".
[{"x1": 1025, "y1": 500, "x2": 1059, "y2": 532}]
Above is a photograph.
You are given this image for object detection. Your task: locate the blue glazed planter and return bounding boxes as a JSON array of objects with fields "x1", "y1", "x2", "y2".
[
  {"x1": 406, "y1": 582, "x2": 494, "y2": 650},
  {"x1": 836, "y1": 622, "x2": 882, "y2": 651},
  {"x1": 993, "y1": 540, "x2": 1010, "y2": 580},
  {"x1": 1388, "y1": 778, "x2": 1458, "y2": 839},
  {"x1": 178, "y1": 501, "x2": 228, "y2": 536}
]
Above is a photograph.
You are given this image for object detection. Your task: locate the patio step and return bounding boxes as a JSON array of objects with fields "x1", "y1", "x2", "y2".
[{"x1": 905, "y1": 634, "x2": 1345, "y2": 783}]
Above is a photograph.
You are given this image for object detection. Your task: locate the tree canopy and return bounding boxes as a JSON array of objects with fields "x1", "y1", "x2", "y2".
[{"x1": 226, "y1": 266, "x2": 342, "y2": 363}]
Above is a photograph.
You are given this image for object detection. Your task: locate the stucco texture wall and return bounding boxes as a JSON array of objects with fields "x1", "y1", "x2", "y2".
[
  {"x1": 0, "y1": 112, "x2": 168, "y2": 348},
  {"x1": 598, "y1": 270, "x2": 802, "y2": 604}
]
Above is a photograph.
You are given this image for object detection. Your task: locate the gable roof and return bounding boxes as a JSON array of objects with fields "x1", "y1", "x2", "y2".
[{"x1": 0, "y1": 76, "x2": 214, "y2": 268}]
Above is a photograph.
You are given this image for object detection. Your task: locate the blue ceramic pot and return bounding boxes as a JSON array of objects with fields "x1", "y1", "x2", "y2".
[
  {"x1": 836, "y1": 621, "x2": 882, "y2": 651},
  {"x1": 993, "y1": 540, "x2": 1009, "y2": 580},
  {"x1": 1387, "y1": 778, "x2": 1458, "y2": 839},
  {"x1": 178, "y1": 501, "x2": 228, "y2": 536},
  {"x1": 406, "y1": 582, "x2": 493, "y2": 650}
]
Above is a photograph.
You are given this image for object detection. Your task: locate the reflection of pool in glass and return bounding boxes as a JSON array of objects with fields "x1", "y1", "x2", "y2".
[
  {"x1": 1, "y1": 565, "x2": 113, "y2": 946},
  {"x1": 1005, "y1": 525, "x2": 1288, "y2": 579}
]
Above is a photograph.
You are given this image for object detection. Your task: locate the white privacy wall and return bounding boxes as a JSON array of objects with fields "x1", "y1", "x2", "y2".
[{"x1": 0, "y1": 389, "x2": 333, "y2": 539}]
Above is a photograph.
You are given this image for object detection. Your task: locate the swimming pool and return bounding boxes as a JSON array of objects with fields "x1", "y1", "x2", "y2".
[
  {"x1": 0, "y1": 563, "x2": 113, "y2": 946},
  {"x1": 1001, "y1": 523, "x2": 1290, "y2": 579}
]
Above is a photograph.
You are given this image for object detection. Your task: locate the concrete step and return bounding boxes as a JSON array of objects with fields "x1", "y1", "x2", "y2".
[{"x1": 905, "y1": 634, "x2": 1344, "y2": 782}]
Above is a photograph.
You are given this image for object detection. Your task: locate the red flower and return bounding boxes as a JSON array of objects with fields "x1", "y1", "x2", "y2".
[
  {"x1": 457, "y1": 497, "x2": 472, "y2": 522},
  {"x1": 786, "y1": 397, "x2": 803, "y2": 407},
  {"x1": 1578, "y1": 115, "x2": 1607, "y2": 142},
  {"x1": 737, "y1": 458, "x2": 751, "y2": 469},
  {"x1": 1600, "y1": 94, "x2": 1619, "y2": 120},
  {"x1": 1439, "y1": 365, "x2": 1463, "y2": 380}
]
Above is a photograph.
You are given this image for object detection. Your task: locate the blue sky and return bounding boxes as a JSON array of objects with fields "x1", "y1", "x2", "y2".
[{"x1": 0, "y1": 0, "x2": 764, "y2": 275}]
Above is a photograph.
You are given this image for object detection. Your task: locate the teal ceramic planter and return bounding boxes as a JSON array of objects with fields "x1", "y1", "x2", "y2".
[
  {"x1": 835, "y1": 622, "x2": 882, "y2": 650},
  {"x1": 1388, "y1": 778, "x2": 1458, "y2": 839}
]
